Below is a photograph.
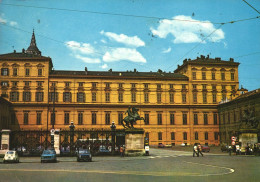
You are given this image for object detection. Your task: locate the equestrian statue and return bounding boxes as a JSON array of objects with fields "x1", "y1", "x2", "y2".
[{"x1": 121, "y1": 107, "x2": 145, "y2": 128}]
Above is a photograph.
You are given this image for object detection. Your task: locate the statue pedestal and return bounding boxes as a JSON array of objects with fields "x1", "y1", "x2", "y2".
[
  {"x1": 125, "y1": 129, "x2": 145, "y2": 156},
  {"x1": 54, "y1": 129, "x2": 60, "y2": 155},
  {"x1": 239, "y1": 131, "x2": 258, "y2": 147},
  {"x1": 0, "y1": 129, "x2": 11, "y2": 155}
]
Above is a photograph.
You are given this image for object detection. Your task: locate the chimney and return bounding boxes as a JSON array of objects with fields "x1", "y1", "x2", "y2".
[
  {"x1": 14, "y1": 50, "x2": 16, "y2": 53},
  {"x1": 229, "y1": 58, "x2": 234, "y2": 62},
  {"x1": 215, "y1": 57, "x2": 221, "y2": 61},
  {"x1": 200, "y1": 55, "x2": 205, "y2": 59},
  {"x1": 85, "y1": 67, "x2": 88, "y2": 75},
  {"x1": 134, "y1": 68, "x2": 137, "y2": 72}
]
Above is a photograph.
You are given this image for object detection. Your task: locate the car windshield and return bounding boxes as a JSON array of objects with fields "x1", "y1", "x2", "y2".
[
  {"x1": 7, "y1": 151, "x2": 14, "y2": 154},
  {"x1": 43, "y1": 150, "x2": 55, "y2": 154},
  {"x1": 79, "y1": 150, "x2": 90, "y2": 154}
]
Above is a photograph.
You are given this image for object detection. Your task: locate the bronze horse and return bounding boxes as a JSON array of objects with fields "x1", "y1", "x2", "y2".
[{"x1": 121, "y1": 107, "x2": 145, "y2": 128}]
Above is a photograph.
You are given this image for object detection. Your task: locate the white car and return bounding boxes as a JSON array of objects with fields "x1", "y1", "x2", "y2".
[{"x1": 3, "y1": 151, "x2": 19, "y2": 163}]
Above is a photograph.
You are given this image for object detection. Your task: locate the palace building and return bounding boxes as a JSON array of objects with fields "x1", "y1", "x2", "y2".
[{"x1": 0, "y1": 32, "x2": 241, "y2": 146}]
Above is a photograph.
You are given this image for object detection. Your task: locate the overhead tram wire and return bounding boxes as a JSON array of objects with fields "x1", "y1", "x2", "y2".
[
  {"x1": 166, "y1": 23, "x2": 224, "y2": 71},
  {"x1": 0, "y1": 22, "x2": 155, "y2": 71},
  {"x1": 242, "y1": 0, "x2": 260, "y2": 15},
  {"x1": 1, "y1": 3, "x2": 259, "y2": 25},
  {"x1": 234, "y1": 51, "x2": 260, "y2": 58}
]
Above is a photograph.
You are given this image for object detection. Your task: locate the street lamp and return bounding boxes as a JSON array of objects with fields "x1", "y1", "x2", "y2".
[
  {"x1": 110, "y1": 121, "x2": 116, "y2": 154},
  {"x1": 69, "y1": 121, "x2": 75, "y2": 155}
]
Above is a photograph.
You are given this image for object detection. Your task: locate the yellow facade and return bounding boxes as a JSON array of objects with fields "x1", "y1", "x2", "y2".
[{"x1": 0, "y1": 35, "x2": 240, "y2": 146}]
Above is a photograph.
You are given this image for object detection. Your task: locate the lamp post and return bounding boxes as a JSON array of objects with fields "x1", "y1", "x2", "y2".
[
  {"x1": 110, "y1": 121, "x2": 116, "y2": 154},
  {"x1": 50, "y1": 87, "x2": 56, "y2": 149},
  {"x1": 69, "y1": 121, "x2": 75, "y2": 155}
]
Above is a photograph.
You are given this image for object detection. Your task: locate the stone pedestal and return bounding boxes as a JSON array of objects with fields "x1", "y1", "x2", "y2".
[
  {"x1": 239, "y1": 133, "x2": 258, "y2": 147},
  {"x1": 125, "y1": 129, "x2": 145, "y2": 156},
  {"x1": 54, "y1": 129, "x2": 60, "y2": 155},
  {"x1": 0, "y1": 129, "x2": 11, "y2": 155}
]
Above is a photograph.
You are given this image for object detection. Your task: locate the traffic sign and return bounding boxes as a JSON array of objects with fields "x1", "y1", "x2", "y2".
[
  {"x1": 232, "y1": 141, "x2": 236, "y2": 145},
  {"x1": 50, "y1": 129, "x2": 55, "y2": 135},
  {"x1": 231, "y1": 136, "x2": 236, "y2": 141}
]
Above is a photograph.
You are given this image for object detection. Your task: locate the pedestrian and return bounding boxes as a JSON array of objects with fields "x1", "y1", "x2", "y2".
[
  {"x1": 197, "y1": 144, "x2": 203, "y2": 157},
  {"x1": 123, "y1": 145, "x2": 125, "y2": 157},
  {"x1": 193, "y1": 144, "x2": 198, "y2": 157},
  {"x1": 120, "y1": 146, "x2": 123, "y2": 157}
]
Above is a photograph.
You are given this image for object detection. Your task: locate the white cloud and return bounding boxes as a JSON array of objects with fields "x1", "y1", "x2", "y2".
[
  {"x1": 103, "y1": 48, "x2": 146, "y2": 63},
  {"x1": 224, "y1": 42, "x2": 228, "y2": 48},
  {"x1": 0, "y1": 16, "x2": 7, "y2": 24},
  {"x1": 75, "y1": 54, "x2": 101, "y2": 63},
  {"x1": 65, "y1": 41, "x2": 95, "y2": 55},
  {"x1": 101, "y1": 39, "x2": 107, "y2": 44},
  {"x1": 100, "y1": 30, "x2": 145, "y2": 47},
  {"x1": 151, "y1": 15, "x2": 224, "y2": 44},
  {"x1": 100, "y1": 64, "x2": 108, "y2": 69},
  {"x1": 162, "y1": 47, "x2": 171, "y2": 53},
  {"x1": 9, "y1": 21, "x2": 18, "y2": 26}
]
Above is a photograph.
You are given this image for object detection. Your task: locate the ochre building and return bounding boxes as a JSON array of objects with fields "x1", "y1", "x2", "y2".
[{"x1": 0, "y1": 32, "x2": 241, "y2": 146}]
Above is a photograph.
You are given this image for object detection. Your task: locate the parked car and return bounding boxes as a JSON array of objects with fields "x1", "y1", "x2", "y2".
[
  {"x1": 158, "y1": 143, "x2": 165, "y2": 148},
  {"x1": 41, "y1": 149, "x2": 57, "y2": 163},
  {"x1": 165, "y1": 144, "x2": 172, "y2": 148},
  {"x1": 3, "y1": 151, "x2": 19, "y2": 163},
  {"x1": 201, "y1": 145, "x2": 210, "y2": 152},
  {"x1": 77, "y1": 149, "x2": 92, "y2": 162},
  {"x1": 98, "y1": 145, "x2": 110, "y2": 153}
]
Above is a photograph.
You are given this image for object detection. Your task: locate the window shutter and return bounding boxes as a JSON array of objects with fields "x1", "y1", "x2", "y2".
[
  {"x1": 29, "y1": 92, "x2": 31, "y2": 101},
  {"x1": 77, "y1": 93, "x2": 79, "y2": 102},
  {"x1": 83, "y1": 93, "x2": 85, "y2": 102},
  {"x1": 7, "y1": 69, "x2": 9, "y2": 76},
  {"x1": 63, "y1": 93, "x2": 65, "y2": 102},
  {"x1": 70, "y1": 92, "x2": 72, "y2": 102},
  {"x1": 17, "y1": 92, "x2": 19, "y2": 101}
]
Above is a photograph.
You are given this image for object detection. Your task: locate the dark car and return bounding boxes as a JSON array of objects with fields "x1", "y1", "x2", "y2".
[
  {"x1": 98, "y1": 146, "x2": 110, "y2": 153},
  {"x1": 41, "y1": 150, "x2": 57, "y2": 163},
  {"x1": 201, "y1": 145, "x2": 210, "y2": 152},
  {"x1": 158, "y1": 143, "x2": 165, "y2": 148},
  {"x1": 77, "y1": 150, "x2": 92, "y2": 162},
  {"x1": 221, "y1": 145, "x2": 229, "y2": 152}
]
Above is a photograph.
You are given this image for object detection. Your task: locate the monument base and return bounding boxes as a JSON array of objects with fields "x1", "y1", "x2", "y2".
[
  {"x1": 125, "y1": 128, "x2": 145, "y2": 156},
  {"x1": 239, "y1": 132, "x2": 258, "y2": 147}
]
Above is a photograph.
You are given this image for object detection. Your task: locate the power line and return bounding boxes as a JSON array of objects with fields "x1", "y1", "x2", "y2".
[
  {"x1": 166, "y1": 24, "x2": 224, "y2": 71},
  {"x1": 234, "y1": 51, "x2": 260, "y2": 58},
  {"x1": 242, "y1": 0, "x2": 260, "y2": 15},
  {"x1": 1, "y1": 2, "x2": 259, "y2": 25}
]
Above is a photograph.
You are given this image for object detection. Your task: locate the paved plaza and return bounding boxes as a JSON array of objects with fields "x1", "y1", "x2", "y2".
[{"x1": 0, "y1": 148, "x2": 259, "y2": 182}]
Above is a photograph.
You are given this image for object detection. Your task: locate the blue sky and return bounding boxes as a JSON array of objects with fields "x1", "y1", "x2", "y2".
[{"x1": 0, "y1": 0, "x2": 259, "y2": 91}]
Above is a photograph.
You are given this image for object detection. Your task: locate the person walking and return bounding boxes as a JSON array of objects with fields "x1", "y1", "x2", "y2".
[
  {"x1": 197, "y1": 144, "x2": 203, "y2": 157},
  {"x1": 120, "y1": 146, "x2": 123, "y2": 157},
  {"x1": 193, "y1": 144, "x2": 199, "y2": 157}
]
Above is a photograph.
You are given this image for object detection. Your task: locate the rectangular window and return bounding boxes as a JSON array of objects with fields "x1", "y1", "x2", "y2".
[
  {"x1": 170, "y1": 113, "x2": 175, "y2": 125},
  {"x1": 118, "y1": 83, "x2": 123, "y2": 88},
  {"x1": 205, "y1": 132, "x2": 208, "y2": 140},
  {"x1": 144, "y1": 93, "x2": 149, "y2": 103},
  {"x1": 118, "y1": 112, "x2": 123, "y2": 125},
  {"x1": 25, "y1": 68, "x2": 30, "y2": 76},
  {"x1": 49, "y1": 92, "x2": 58, "y2": 102},
  {"x1": 182, "y1": 84, "x2": 186, "y2": 89},
  {"x1": 12, "y1": 81, "x2": 18, "y2": 87},
  {"x1": 145, "y1": 113, "x2": 149, "y2": 125},
  {"x1": 38, "y1": 69, "x2": 42, "y2": 76},
  {"x1": 92, "y1": 92, "x2": 96, "y2": 102},
  {"x1": 51, "y1": 82, "x2": 56, "y2": 87},
  {"x1": 36, "y1": 92, "x2": 44, "y2": 102},
  {"x1": 92, "y1": 83, "x2": 97, "y2": 89},
  {"x1": 79, "y1": 82, "x2": 84, "y2": 87},
  {"x1": 23, "y1": 92, "x2": 31, "y2": 102},
  {"x1": 157, "y1": 113, "x2": 162, "y2": 125},
  {"x1": 105, "y1": 92, "x2": 110, "y2": 102},
  {"x1": 222, "y1": 94, "x2": 226, "y2": 100},
  {"x1": 212, "y1": 93, "x2": 217, "y2": 103},
  {"x1": 131, "y1": 92, "x2": 136, "y2": 102},
  {"x1": 169, "y1": 84, "x2": 174, "y2": 89},
  {"x1": 183, "y1": 132, "x2": 187, "y2": 140},
  {"x1": 64, "y1": 112, "x2": 70, "y2": 125},
  {"x1": 131, "y1": 83, "x2": 136, "y2": 88},
  {"x1": 192, "y1": 72, "x2": 196, "y2": 80},
  {"x1": 158, "y1": 132, "x2": 162, "y2": 140},
  {"x1": 202, "y1": 72, "x2": 206, "y2": 80},
  {"x1": 13, "y1": 68, "x2": 17, "y2": 76},
  {"x1": 145, "y1": 132, "x2": 149, "y2": 140},
  {"x1": 204, "y1": 113, "x2": 208, "y2": 125},
  {"x1": 182, "y1": 94, "x2": 186, "y2": 103},
  {"x1": 77, "y1": 92, "x2": 85, "y2": 102},
  {"x1": 105, "y1": 83, "x2": 110, "y2": 88},
  {"x1": 1, "y1": 68, "x2": 9, "y2": 76},
  {"x1": 10, "y1": 92, "x2": 19, "y2": 101},
  {"x1": 193, "y1": 93, "x2": 197, "y2": 103},
  {"x1": 203, "y1": 93, "x2": 207, "y2": 104},
  {"x1": 157, "y1": 93, "x2": 161, "y2": 103},
  {"x1": 214, "y1": 113, "x2": 218, "y2": 125},
  {"x1": 144, "y1": 83, "x2": 149, "y2": 89},
  {"x1": 212, "y1": 72, "x2": 215, "y2": 80},
  {"x1": 51, "y1": 112, "x2": 55, "y2": 125},
  {"x1": 1, "y1": 81, "x2": 8, "y2": 87},
  {"x1": 105, "y1": 112, "x2": 110, "y2": 125},
  {"x1": 183, "y1": 113, "x2": 187, "y2": 125},
  {"x1": 37, "y1": 112, "x2": 42, "y2": 125},
  {"x1": 195, "y1": 132, "x2": 198, "y2": 140},
  {"x1": 221, "y1": 73, "x2": 225, "y2": 80},
  {"x1": 214, "y1": 132, "x2": 218, "y2": 140},
  {"x1": 171, "y1": 132, "x2": 175, "y2": 140},
  {"x1": 63, "y1": 92, "x2": 71, "y2": 102},
  {"x1": 231, "y1": 85, "x2": 236, "y2": 90},
  {"x1": 37, "y1": 81, "x2": 43, "y2": 87},
  {"x1": 65, "y1": 82, "x2": 70, "y2": 87},
  {"x1": 194, "y1": 113, "x2": 198, "y2": 125},
  {"x1": 92, "y1": 112, "x2": 97, "y2": 125},
  {"x1": 222, "y1": 85, "x2": 226, "y2": 90},
  {"x1": 157, "y1": 84, "x2": 161, "y2": 89},
  {"x1": 170, "y1": 93, "x2": 174, "y2": 103},
  {"x1": 24, "y1": 112, "x2": 29, "y2": 125},
  {"x1": 78, "y1": 112, "x2": 83, "y2": 125},
  {"x1": 118, "y1": 92, "x2": 123, "y2": 102},
  {"x1": 24, "y1": 81, "x2": 30, "y2": 86},
  {"x1": 231, "y1": 73, "x2": 235, "y2": 81},
  {"x1": 202, "y1": 84, "x2": 207, "y2": 89},
  {"x1": 212, "y1": 85, "x2": 216, "y2": 90},
  {"x1": 192, "y1": 84, "x2": 197, "y2": 89}
]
